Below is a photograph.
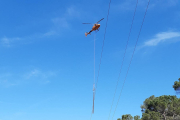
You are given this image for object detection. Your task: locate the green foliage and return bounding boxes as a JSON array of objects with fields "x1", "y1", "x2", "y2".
[
  {"x1": 122, "y1": 114, "x2": 133, "y2": 120},
  {"x1": 117, "y1": 78, "x2": 180, "y2": 120},
  {"x1": 134, "y1": 115, "x2": 140, "y2": 120},
  {"x1": 141, "y1": 95, "x2": 180, "y2": 119},
  {"x1": 118, "y1": 114, "x2": 133, "y2": 120},
  {"x1": 173, "y1": 78, "x2": 180, "y2": 91},
  {"x1": 142, "y1": 110, "x2": 161, "y2": 120},
  {"x1": 168, "y1": 97, "x2": 180, "y2": 116},
  {"x1": 118, "y1": 95, "x2": 180, "y2": 120}
]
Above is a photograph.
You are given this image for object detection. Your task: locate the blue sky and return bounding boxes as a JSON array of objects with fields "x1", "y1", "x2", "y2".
[{"x1": 0, "y1": 0, "x2": 180, "y2": 120}]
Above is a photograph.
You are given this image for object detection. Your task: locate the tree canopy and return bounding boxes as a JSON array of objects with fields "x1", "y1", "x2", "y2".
[
  {"x1": 141, "y1": 95, "x2": 180, "y2": 120},
  {"x1": 117, "y1": 78, "x2": 180, "y2": 120},
  {"x1": 173, "y1": 78, "x2": 180, "y2": 93},
  {"x1": 117, "y1": 114, "x2": 133, "y2": 120}
]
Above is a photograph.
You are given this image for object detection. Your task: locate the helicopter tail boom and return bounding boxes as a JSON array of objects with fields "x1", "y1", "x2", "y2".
[{"x1": 85, "y1": 32, "x2": 91, "y2": 37}]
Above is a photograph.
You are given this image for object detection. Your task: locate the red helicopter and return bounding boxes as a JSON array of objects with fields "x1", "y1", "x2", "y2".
[{"x1": 83, "y1": 18, "x2": 104, "y2": 37}]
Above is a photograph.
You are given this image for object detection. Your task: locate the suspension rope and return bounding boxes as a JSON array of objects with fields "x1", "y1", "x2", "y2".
[
  {"x1": 107, "y1": 0, "x2": 139, "y2": 119},
  {"x1": 92, "y1": 33, "x2": 96, "y2": 114},
  {"x1": 90, "y1": 0, "x2": 112, "y2": 119},
  {"x1": 111, "y1": 0, "x2": 150, "y2": 119},
  {"x1": 94, "y1": 33, "x2": 96, "y2": 86}
]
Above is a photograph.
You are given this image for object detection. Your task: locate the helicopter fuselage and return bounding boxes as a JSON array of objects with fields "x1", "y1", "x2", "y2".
[
  {"x1": 92, "y1": 24, "x2": 100, "y2": 31},
  {"x1": 83, "y1": 18, "x2": 104, "y2": 36}
]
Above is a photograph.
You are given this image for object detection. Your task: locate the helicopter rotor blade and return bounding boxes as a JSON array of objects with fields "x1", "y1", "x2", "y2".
[
  {"x1": 96, "y1": 18, "x2": 104, "y2": 23},
  {"x1": 82, "y1": 23, "x2": 92, "y2": 24}
]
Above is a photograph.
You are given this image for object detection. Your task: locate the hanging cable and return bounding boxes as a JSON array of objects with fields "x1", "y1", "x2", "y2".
[
  {"x1": 90, "y1": 0, "x2": 112, "y2": 119},
  {"x1": 111, "y1": 0, "x2": 150, "y2": 120},
  {"x1": 92, "y1": 33, "x2": 96, "y2": 114},
  {"x1": 107, "y1": 0, "x2": 139, "y2": 119},
  {"x1": 94, "y1": 33, "x2": 96, "y2": 88}
]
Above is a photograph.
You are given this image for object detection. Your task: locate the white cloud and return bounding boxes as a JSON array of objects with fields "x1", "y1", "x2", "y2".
[
  {"x1": 0, "y1": 79, "x2": 17, "y2": 87},
  {"x1": 159, "y1": 0, "x2": 179, "y2": 7},
  {"x1": 0, "y1": 69, "x2": 58, "y2": 87},
  {"x1": 44, "y1": 6, "x2": 81, "y2": 36},
  {"x1": 112, "y1": 0, "x2": 179, "y2": 11},
  {"x1": 25, "y1": 69, "x2": 40, "y2": 79},
  {"x1": 43, "y1": 31, "x2": 57, "y2": 37},
  {"x1": 52, "y1": 17, "x2": 70, "y2": 29},
  {"x1": 24, "y1": 69, "x2": 57, "y2": 84},
  {"x1": 66, "y1": 6, "x2": 80, "y2": 17},
  {"x1": 0, "y1": 73, "x2": 18, "y2": 87},
  {"x1": 2, "y1": 37, "x2": 10, "y2": 45},
  {"x1": 0, "y1": 6, "x2": 82, "y2": 46},
  {"x1": 1, "y1": 37, "x2": 21, "y2": 47},
  {"x1": 51, "y1": 6, "x2": 80, "y2": 28},
  {"x1": 144, "y1": 31, "x2": 180, "y2": 46},
  {"x1": 111, "y1": 0, "x2": 150, "y2": 11},
  {"x1": 147, "y1": 0, "x2": 179, "y2": 9}
]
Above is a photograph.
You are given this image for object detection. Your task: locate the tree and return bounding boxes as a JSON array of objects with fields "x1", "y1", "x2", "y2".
[
  {"x1": 134, "y1": 115, "x2": 140, "y2": 120},
  {"x1": 117, "y1": 114, "x2": 133, "y2": 120},
  {"x1": 173, "y1": 78, "x2": 180, "y2": 93},
  {"x1": 122, "y1": 114, "x2": 133, "y2": 120},
  {"x1": 142, "y1": 110, "x2": 161, "y2": 120},
  {"x1": 141, "y1": 95, "x2": 180, "y2": 120},
  {"x1": 117, "y1": 78, "x2": 180, "y2": 120}
]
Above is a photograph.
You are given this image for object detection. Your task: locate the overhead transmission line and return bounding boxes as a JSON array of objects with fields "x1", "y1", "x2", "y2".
[
  {"x1": 107, "y1": 0, "x2": 139, "y2": 120},
  {"x1": 111, "y1": 0, "x2": 150, "y2": 120},
  {"x1": 95, "y1": 0, "x2": 112, "y2": 89},
  {"x1": 90, "y1": 0, "x2": 112, "y2": 119}
]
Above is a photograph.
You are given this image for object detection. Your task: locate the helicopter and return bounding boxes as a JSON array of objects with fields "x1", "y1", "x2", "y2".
[{"x1": 83, "y1": 18, "x2": 104, "y2": 37}]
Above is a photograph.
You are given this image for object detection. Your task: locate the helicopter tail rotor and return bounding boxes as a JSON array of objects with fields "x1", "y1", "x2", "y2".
[{"x1": 85, "y1": 32, "x2": 91, "y2": 37}]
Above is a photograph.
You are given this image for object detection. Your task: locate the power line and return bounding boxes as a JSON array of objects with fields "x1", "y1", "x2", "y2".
[
  {"x1": 111, "y1": 0, "x2": 150, "y2": 120},
  {"x1": 95, "y1": 0, "x2": 112, "y2": 89},
  {"x1": 107, "y1": 0, "x2": 139, "y2": 119},
  {"x1": 90, "y1": 0, "x2": 112, "y2": 119}
]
